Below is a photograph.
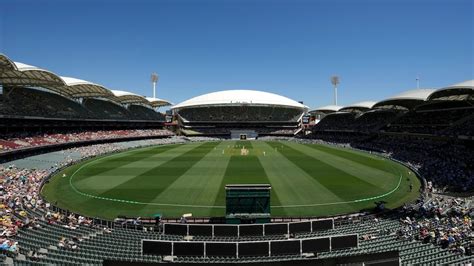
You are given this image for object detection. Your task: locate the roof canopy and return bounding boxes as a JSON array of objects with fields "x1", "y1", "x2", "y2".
[
  {"x1": 0, "y1": 57, "x2": 67, "y2": 90},
  {"x1": 172, "y1": 90, "x2": 308, "y2": 110},
  {"x1": 0, "y1": 54, "x2": 16, "y2": 71},
  {"x1": 309, "y1": 105, "x2": 343, "y2": 114},
  {"x1": 0, "y1": 54, "x2": 174, "y2": 106},
  {"x1": 146, "y1": 97, "x2": 173, "y2": 108},
  {"x1": 111, "y1": 90, "x2": 150, "y2": 105},
  {"x1": 373, "y1": 88, "x2": 436, "y2": 109},
  {"x1": 339, "y1": 101, "x2": 376, "y2": 112},
  {"x1": 50, "y1": 76, "x2": 115, "y2": 98},
  {"x1": 428, "y1": 80, "x2": 474, "y2": 101}
]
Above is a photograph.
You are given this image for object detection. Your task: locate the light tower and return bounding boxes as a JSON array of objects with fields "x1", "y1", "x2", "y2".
[
  {"x1": 330, "y1": 75, "x2": 340, "y2": 105},
  {"x1": 151, "y1": 72, "x2": 159, "y2": 98}
]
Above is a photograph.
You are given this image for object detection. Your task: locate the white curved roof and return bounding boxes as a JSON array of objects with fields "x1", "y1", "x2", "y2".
[
  {"x1": 373, "y1": 88, "x2": 436, "y2": 109},
  {"x1": 310, "y1": 105, "x2": 343, "y2": 112},
  {"x1": 172, "y1": 90, "x2": 307, "y2": 110},
  {"x1": 111, "y1": 90, "x2": 149, "y2": 105},
  {"x1": 445, "y1": 80, "x2": 474, "y2": 89},
  {"x1": 0, "y1": 60, "x2": 66, "y2": 90},
  {"x1": 56, "y1": 76, "x2": 115, "y2": 98},
  {"x1": 146, "y1": 97, "x2": 173, "y2": 107},
  {"x1": 339, "y1": 101, "x2": 376, "y2": 111},
  {"x1": 383, "y1": 89, "x2": 435, "y2": 101},
  {"x1": 428, "y1": 80, "x2": 473, "y2": 101},
  {"x1": 0, "y1": 54, "x2": 16, "y2": 70}
]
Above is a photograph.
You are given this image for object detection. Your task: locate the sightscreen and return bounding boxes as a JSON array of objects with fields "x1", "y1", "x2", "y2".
[
  {"x1": 332, "y1": 235, "x2": 358, "y2": 249},
  {"x1": 225, "y1": 185, "x2": 271, "y2": 216},
  {"x1": 238, "y1": 242, "x2": 269, "y2": 257},
  {"x1": 142, "y1": 240, "x2": 172, "y2": 256},
  {"x1": 302, "y1": 238, "x2": 330, "y2": 253},
  {"x1": 270, "y1": 240, "x2": 300, "y2": 255}
]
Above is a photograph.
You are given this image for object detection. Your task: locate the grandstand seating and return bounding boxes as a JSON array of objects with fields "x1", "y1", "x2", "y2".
[
  {"x1": 0, "y1": 87, "x2": 91, "y2": 119},
  {"x1": 82, "y1": 98, "x2": 131, "y2": 120},
  {"x1": 312, "y1": 112, "x2": 358, "y2": 131},
  {"x1": 0, "y1": 137, "x2": 471, "y2": 265},
  {"x1": 0, "y1": 87, "x2": 166, "y2": 122},
  {"x1": 178, "y1": 106, "x2": 302, "y2": 122},
  {"x1": 128, "y1": 105, "x2": 165, "y2": 121},
  {"x1": 11, "y1": 208, "x2": 472, "y2": 265},
  {"x1": 182, "y1": 127, "x2": 297, "y2": 136},
  {"x1": 384, "y1": 106, "x2": 474, "y2": 134}
]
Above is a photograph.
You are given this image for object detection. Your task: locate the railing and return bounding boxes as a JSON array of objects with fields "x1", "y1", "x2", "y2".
[{"x1": 142, "y1": 234, "x2": 358, "y2": 258}]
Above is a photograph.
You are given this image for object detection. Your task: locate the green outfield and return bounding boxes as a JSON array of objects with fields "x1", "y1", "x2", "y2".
[{"x1": 42, "y1": 140, "x2": 420, "y2": 219}]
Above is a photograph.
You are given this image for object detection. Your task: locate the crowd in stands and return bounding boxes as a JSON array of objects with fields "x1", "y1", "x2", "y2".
[
  {"x1": 304, "y1": 133, "x2": 474, "y2": 193},
  {"x1": 354, "y1": 110, "x2": 402, "y2": 132},
  {"x1": 312, "y1": 103, "x2": 473, "y2": 137},
  {"x1": 355, "y1": 136, "x2": 474, "y2": 192},
  {"x1": 398, "y1": 194, "x2": 472, "y2": 255},
  {"x1": 0, "y1": 137, "x2": 189, "y2": 257},
  {"x1": 384, "y1": 108, "x2": 474, "y2": 135},
  {"x1": 82, "y1": 98, "x2": 131, "y2": 120},
  {"x1": 0, "y1": 129, "x2": 174, "y2": 153},
  {"x1": 182, "y1": 127, "x2": 297, "y2": 136},
  {"x1": 0, "y1": 87, "x2": 165, "y2": 121},
  {"x1": 178, "y1": 106, "x2": 302, "y2": 122}
]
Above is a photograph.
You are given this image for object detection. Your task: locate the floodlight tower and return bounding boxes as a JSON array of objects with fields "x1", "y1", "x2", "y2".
[
  {"x1": 330, "y1": 75, "x2": 340, "y2": 105},
  {"x1": 151, "y1": 72, "x2": 159, "y2": 98}
]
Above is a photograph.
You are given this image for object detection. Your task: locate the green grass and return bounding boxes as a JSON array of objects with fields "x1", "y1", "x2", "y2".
[{"x1": 42, "y1": 140, "x2": 420, "y2": 219}]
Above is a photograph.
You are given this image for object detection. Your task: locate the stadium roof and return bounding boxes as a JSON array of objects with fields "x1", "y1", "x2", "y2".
[
  {"x1": 0, "y1": 54, "x2": 16, "y2": 70},
  {"x1": 309, "y1": 105, "x2": 343, "y2": 113},
  {"x1": 339, "y1": 101, "x2": 376, "y2": 112},
  {"x1": 111, "y1": 90, "x2": 150, "y2": 105},
  {"x1": 0, "y1": 54, "x2": 174, "y2": 107},
  {"x1": 427, "y1": 80, "x2": 474, "y2": 101},
  {"x1": 172, "y1": 90, "x2": 308, "y2": 110},
  {"x1": 54, "y1": 76, "x2": 116, "y2": 98},
  {"x1": 373, "y1": 88, "x2": 436, "y2": 109},
  {"x1": 146, "y1": 97, "x2": 173, "y2": 108},
  {"x1": 0, "y1": 55, "x2": 67, "y2": 90}
]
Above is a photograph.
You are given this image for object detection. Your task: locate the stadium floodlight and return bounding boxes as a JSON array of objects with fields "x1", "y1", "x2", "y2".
[
  {"x1": 330, "y1": 75, "x2": 340, "y2": 105},
  {"x1": 151, "y1": 72, "x2": 159, "y2": 98}
]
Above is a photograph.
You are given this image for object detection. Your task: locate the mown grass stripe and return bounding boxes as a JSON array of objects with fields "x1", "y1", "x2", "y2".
[
  {"x1": 308, "y1": 143, "x2": 394, "y2": 173},
  {"x1": 255, "y1": 141, "x2": 344, "y2": 206},
  {"x1": 97, "y1": 141, "x2": 220, "y2": 203},
  {"x1": 284, "y1": 141, "x2": 396, "y2": 190},
  {"x1": 214, "y1": 141, "x2": 282, "y2": 208},
  {"x1": 147, "y1": 141, "x2": 233, "y2": 217},
  {"x1": 267, "y1": 141, "x2": 382, "y2": 201},
  {"x1": 73, "y1": 143, "x2": 199, "y2": 193}
]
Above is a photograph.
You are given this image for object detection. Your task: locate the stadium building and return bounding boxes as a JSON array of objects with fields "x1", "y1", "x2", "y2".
[
  {"x1": 0, "y1": 53, "x2": 472, "y2": 265},
  {"x1": 172, "y1": 90, "x2": 308, "y2": 138}
]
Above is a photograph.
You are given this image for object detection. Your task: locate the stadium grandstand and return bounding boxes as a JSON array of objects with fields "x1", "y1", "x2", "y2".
[
  {"x1": 172, "y1": 90, "x2": 308, "y2": 138},
  {"x1": 0, "y1": 53, "x2": 173, "y2": 160},
  {"x1": 0, "y1": 53, "x2": 472, "y2": 265}
]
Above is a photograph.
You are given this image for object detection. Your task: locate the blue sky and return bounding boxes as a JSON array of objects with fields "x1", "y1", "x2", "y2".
[{"x1": 1, "y1": 0, "x2": 472, "y2": 109}]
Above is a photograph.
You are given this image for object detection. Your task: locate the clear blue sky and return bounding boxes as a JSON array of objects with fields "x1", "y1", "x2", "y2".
[{"x1": 1, "y1": 0, "x2": 472, "y2": 109}]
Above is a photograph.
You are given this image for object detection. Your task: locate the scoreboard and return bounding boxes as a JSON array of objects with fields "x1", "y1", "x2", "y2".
[{"x1": 225, "y1": 184, "x2": 271, "y2": 224}]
